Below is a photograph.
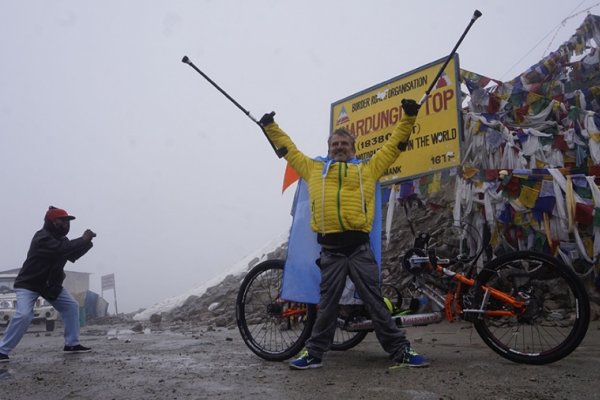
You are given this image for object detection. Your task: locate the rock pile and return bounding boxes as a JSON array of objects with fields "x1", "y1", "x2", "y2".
[{"x1": 162, "y1": 243, "x2": 288, "y2": 328}]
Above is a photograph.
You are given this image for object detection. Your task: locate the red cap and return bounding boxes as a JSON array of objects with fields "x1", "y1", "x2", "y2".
[{"x1": 45, "y1": 207, "x2": 76, "y2": 221}]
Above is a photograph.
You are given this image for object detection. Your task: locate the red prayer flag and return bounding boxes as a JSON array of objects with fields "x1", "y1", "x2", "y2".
[
  {"x1": 552, "y1": 134, "x2": 569, "y2": 151},
  {"x1": 575, "y1": 203, "x2": 594, "y2": 225},
  {"x1": 487, "y1": 94, "x2": 501, "y2": 113}
]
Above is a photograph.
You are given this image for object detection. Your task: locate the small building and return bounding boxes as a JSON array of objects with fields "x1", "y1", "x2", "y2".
[
  {"x1": 0, "y1": 273, "x2": 17, "y2": 292},
  {"x1": 0, "y1": 268, "x2": 91, "y2": 294}
]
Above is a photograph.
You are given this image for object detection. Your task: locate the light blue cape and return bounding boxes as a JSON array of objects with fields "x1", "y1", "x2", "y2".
[{"x1": 280, "y1": 157, "x2": 382, "y2": 304}]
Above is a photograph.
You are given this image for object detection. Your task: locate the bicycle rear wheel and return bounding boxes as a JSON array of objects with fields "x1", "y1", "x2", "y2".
[
  {"x1": 473, "y1": 251, "x2": 590, "y2": 364},
  {"x1": 235, "y1": 259, "x2": 316, "y2": 361}
]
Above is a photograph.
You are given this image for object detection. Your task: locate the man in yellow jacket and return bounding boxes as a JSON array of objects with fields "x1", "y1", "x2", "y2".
[{"x1": 260, "y1": 98, "x2": 429, "y2": 369}]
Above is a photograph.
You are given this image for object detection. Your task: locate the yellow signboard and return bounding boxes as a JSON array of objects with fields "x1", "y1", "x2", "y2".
[{"x1": 330, "y1": 55, "x2": 462, "y2": 184}]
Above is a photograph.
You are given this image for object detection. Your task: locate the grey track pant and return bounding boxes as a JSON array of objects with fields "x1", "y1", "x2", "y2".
[{"x1": 305, "y1": 244, "x2": 410, "y2": 362}]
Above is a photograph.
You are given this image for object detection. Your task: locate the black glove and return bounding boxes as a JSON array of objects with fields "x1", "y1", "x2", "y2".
[
  {"x1": 83, "y1": 229, "x2": 97, "y2": 242},
  {"x1": 401, "y1": 99, "x2": 420, "y2": 116},
  {"x1": 259, "y1": 112, "x2": 276, "y2": 127}
]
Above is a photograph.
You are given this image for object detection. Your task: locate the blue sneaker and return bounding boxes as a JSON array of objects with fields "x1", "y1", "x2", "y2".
[
  {"x1": 391, "y1": 348, "x2": 430, "y2": 369},
  {"x1": 289, "y1": 350, "x2": 322, "y2": 370}
]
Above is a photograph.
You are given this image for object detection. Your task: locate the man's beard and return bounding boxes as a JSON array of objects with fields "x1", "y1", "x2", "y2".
[{"x1": 331, "y1": 151, "x2": 350, "y2": 161}]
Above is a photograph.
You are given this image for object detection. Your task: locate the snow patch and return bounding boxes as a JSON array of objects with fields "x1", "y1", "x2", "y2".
[{"x1": 133, "y1": 231, "x2": 288, "y2": 321}]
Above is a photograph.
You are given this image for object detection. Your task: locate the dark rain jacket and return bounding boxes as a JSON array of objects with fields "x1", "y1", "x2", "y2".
[{"x1": 13, "y1": 228, "x2": 93, "y2": 295}]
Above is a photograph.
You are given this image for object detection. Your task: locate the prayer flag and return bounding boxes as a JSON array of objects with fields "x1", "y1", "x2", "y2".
[{"x1": 519, "y1": 185, "x2": 539, "y2": 208}]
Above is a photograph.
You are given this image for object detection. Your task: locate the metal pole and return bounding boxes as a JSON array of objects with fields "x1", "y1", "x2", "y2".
[
  {"x1": 181, "y1": 56, "x2": 287, "y2": 158},
  {"x1": 419, "y1": 10, "x2": 482, "y2": 105},
  {"x1": 113, "y1": 282, "x2": 119, "y2": 315}
]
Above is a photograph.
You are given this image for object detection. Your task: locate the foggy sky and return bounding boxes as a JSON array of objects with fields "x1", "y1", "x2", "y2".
[{"x1": 0, "y1": 0, "x2": 593, "y2": 312}]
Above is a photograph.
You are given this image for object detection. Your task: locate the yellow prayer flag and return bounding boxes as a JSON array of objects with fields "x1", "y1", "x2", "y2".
[
  {"x1": 551, "y1": 100, "x2": 561, "y2": 113},
  {"x1": 429, "y1": 173, "x2": 441, "y2": 193},
  {"x1": 519, "y1": 184, "x2": 539, "y2": 209},
  {"x1": 526, "y1": 92, "x2": 543, "y2": 106},
  {"x1": 462, "y1": 166, "x2": 479, "y2": 179},
  {"x1": 514, "y1": 212, "x2": 524, "y2": 225}
]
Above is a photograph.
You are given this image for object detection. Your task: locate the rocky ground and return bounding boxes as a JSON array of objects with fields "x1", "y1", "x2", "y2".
[{"x1": 1, "y1": 319, "x2": 598, "y2": 400}]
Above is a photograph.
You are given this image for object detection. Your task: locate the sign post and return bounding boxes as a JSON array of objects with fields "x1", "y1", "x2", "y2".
[
  {"x1": 101, "y1": 273, "x2": 118, "y2": 315},
  {"x1": 330, "y1": 55, "x2": 463, "y2": 184}
]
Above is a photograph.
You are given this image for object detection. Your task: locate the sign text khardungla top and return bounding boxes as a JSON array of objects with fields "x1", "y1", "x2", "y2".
[{"x1": 330, "y1": 55, "x2": 462, "y2": 185}]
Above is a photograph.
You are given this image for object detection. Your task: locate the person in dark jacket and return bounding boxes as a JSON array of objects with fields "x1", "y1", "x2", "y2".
[{"x1": 0, "y1": 206, "x2": 96, "y2": 362}]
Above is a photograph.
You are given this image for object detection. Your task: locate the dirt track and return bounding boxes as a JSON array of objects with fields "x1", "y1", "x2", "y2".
[{"x1": 1, "y1": 320, "x2": 598, "y2": 400}]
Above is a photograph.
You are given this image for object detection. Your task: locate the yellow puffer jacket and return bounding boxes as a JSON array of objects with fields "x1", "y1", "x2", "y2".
[{"x1": 264, "y1": 114, "x2": 416, "y2": 234}]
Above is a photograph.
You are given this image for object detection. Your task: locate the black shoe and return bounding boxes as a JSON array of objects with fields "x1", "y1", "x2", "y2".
[
  {"x1": 0, "y1": 353, "x2": 9, "y2": 362},
  {"x1": 63, "y1": 344, "x2": 91, "y2": 353}
]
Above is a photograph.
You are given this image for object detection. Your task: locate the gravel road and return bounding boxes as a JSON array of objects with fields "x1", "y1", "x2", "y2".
[{"x1": 1, "y1": 320, "x2": 598, "y2": 400}]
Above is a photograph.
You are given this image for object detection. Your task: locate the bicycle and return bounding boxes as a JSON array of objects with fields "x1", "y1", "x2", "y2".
[{"x1": 236, "y1": 224, "x2": 591, "y2": 365}]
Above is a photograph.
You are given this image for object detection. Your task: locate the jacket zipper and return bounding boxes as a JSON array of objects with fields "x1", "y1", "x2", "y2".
[{"x1": 337, "y1": 164, "x2": 346, "y2": 230}]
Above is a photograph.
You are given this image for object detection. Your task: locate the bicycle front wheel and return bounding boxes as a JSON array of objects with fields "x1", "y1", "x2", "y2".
[
  {"x1": 474, "y1": 251, "x2": 590, "y2": 364},
  {"x1": 235, "y1": 259, "x2": 316, "y2": 361}
]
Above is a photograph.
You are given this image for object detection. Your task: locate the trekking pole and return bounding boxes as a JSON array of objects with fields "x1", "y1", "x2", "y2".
[
  {"x1": 181, "y1": 56, "x2": 287, "y2": 158},
  {"x1": 419, "y1": 9, "x2": 482, "y2": 105}
]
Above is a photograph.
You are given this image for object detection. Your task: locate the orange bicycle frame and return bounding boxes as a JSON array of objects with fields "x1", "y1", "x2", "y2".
[{"x1": 435, "y1": 263, "x2": 526, "y2": 319}]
